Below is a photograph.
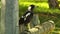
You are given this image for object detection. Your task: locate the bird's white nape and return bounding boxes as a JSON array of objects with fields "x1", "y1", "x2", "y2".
[{"x1": 28, "y1": 6, "x2": 31, "y2": 11}]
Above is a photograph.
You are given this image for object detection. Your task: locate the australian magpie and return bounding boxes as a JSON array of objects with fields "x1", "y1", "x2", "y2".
[{"x1": 19, "y1": 5, "x2": 35, "y2": 25}]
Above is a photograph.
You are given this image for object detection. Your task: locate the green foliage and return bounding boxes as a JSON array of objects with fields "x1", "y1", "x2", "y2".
[
  {"x1": 19, "y1": 2, "x2": 60, "y2": 16},
  {"x1": 19, "y1": 0, "x2": 48, "y2": 2}
]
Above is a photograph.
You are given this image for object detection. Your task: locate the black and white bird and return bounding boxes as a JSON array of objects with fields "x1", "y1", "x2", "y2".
[{"x1": 19, "y1": 5, "x2": 35, "y2": 25}]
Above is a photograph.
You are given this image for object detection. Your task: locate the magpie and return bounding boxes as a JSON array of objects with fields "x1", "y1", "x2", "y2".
[{"x1": 19, "y1": 5, "x2": 35, "y2": 25}]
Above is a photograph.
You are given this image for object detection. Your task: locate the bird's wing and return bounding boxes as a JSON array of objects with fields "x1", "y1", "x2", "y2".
[
  {"x1": 25, "y1": 13, "x2": 31, "y2": 17},
  {"x1": 24, "y1": 13, "x2": 31, "y2": 20}
]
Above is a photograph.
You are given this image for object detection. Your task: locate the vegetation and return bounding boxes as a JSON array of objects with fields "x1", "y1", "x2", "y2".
[
  {"x1": 19, "y1": 1, "x2": 60, "y2": 16},
  {"x1": 19, "y1": 0, "x2": 60, "y2": 34}
]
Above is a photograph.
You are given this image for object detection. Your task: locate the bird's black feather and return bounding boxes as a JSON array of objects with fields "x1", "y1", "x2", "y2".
[{"x1": 19, "y1": 5, "x2": 35, "y2": 25}]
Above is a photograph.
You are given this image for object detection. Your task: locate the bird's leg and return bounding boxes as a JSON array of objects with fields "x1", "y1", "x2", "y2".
[
  {"x1": 27, "y1": 23, "x2": 31, "y2": 29},
  {"x1": 24, "y1": 24, "x2": 28, "y2": 30},
  {"x1": 24, "y1": 23, "x2": 31, "y2": 31}
]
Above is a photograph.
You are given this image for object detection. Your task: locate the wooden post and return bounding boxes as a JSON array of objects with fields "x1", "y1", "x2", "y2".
[
  {"x1": 5, "y1": 0, "x2": 19, "y2": 34},
  {"x1": 31, "y1": 14, "x2": 40, "y2": 26}
]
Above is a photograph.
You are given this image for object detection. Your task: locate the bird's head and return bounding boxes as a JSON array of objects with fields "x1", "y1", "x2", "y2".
[{"x1": 28, "y1": 5, "x2": 35, "y2": 11}]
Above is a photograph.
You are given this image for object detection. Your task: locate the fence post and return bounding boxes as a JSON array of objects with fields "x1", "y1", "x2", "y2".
[{"x1": 5, "y1": 0, "x2": 19, "y2": 34}]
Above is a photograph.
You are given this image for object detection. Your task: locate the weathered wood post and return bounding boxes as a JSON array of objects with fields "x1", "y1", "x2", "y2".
[
  {"x1": 30, "y1": 14, "x2": 40, "y2": 27},
  {"x1": 5, "y1": 0, "x2": 19, "y2": 34}
]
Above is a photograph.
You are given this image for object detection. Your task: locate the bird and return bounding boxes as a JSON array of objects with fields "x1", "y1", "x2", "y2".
[{"x1": 19, "y1": 5, "x2": 35, "y2": 26}]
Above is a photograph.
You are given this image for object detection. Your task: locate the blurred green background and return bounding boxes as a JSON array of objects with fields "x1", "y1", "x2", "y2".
[{"x1": 19, "y1": 0, "x2": 60, "y2": 34}]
